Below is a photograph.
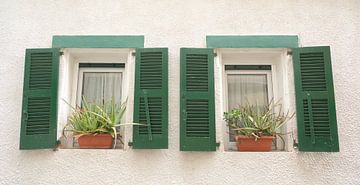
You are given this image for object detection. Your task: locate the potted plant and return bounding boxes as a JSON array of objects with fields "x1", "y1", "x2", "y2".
[
  {"x1": 63, "y1": 98, "x2": 137, "y2": 149},
  {"x1": 223, "y1": 101, "x2": 294, "y2": 152}
]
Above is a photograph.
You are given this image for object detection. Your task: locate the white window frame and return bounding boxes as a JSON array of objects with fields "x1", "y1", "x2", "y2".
[
  {"x1": 215, "y1": 48, "x2": 296, "y2": 152},
  {"x1": 57, "y1": 48, "x2": 136, "y2": 150},
  {"x1": 76, "y1": 67, "x2": 125, "y2": 106},
  {"x1": 223, "y1": 70, "x2": 273, "y2": 150}
]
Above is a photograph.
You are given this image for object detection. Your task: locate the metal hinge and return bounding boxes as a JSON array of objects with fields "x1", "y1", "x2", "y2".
[
  {"x1": 128, "y1": 142, "x2": 133, "y2": 147},
  {"x1": 132, "y1": 52, "x2": 136, "y2": 56},
  {"x1": 293, "y1": 139, "x2": 299, "y2": 149},
  {"x1": 53, "y1": 140, "x2": 61, "y2": 151},
  {"x1": 59, "y1": 51, "x2": 64, "y2": 56}
]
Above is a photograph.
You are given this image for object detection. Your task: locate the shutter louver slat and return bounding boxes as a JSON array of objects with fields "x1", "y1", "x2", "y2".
[
  {"x1": 139, "y1": 51, "x2": 163, "y2": 89},
  {"x1": 20, "y1": 48, "x2": 59, "y2": 149},
  {"x1": 186, "y1": 54, "x2": 209, "y2": 92},
  {"x1": 138, "y1": 97, "x2": 162, "y2": 135},
  {"x1": 29, "y1": 53, "x2": 53, "y2": 90},
  {"x1": 180, "y1": 48, "x2": 216, "y2": 151},
  {"x1": 26, "y1": 97, "x2": 51, "y2": 135},
  {"x1": 300, "y1": 52, "x2": 327, "y2": 91},
  {"x1": 133, "y1": 48, "x2": 168, "y2": 149},
  {"x1": 186, "y1": 100, "x2": 210, "y2": 137},
  {"x1": 293, "y1": 46, "x2": 339, "y2": 152}
]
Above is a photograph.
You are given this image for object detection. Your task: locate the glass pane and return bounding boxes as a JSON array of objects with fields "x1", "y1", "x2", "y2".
[
  {"x1": 82, "y1": 72, "x2": 122, "y2": 105},
  {"x1": 227, "y1": 74, "x2": 269, "y2": 141}
]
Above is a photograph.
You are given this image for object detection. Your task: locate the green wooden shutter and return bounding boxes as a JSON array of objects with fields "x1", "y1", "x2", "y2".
[
  {"x1": 293, "y1": 46, "x2": 339, "y2": 152},
  {"x1": 180, "y1": 48, "x2": 216, "y2": 151},
  {"x1": 133, "y1": 48, "x2": 168, "y2": 149},
  {"x1": 20, "y1": 48, "x2": 60, "y2": 149}
]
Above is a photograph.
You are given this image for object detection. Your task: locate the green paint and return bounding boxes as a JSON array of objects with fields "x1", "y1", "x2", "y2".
[
  {"x1": 52, "y1": 35, "x2": 144, "y2": 48},
  {"x1": 292, "y1": 46, "x2": 339, "y2": 152},
  {"x1": 206, "y1": 35, "x2": 298, "y2": 48},
  {"x1": 20, "y1": 48, "x2": 59, "y2": 149},
  {"x1": 133, "y1": 48, "x2": 168, "y2": 149},
  {"x1": 180, "y1": 48, "x2": 216, "y2": 151}
]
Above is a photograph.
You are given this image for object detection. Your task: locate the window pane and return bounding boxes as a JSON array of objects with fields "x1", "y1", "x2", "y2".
[
  {"x1": 82, "y1": 72, "x2": 122, "y2": 105},
  {"x1": 227, "y1": 74, "x2": 269, "y2": 141},
  {"x1": 227, "y1": 74, "x2": 268, "y2": 110}
]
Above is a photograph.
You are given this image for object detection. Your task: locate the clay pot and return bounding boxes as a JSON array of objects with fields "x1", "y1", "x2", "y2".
[
  {"x1": 235, "y1": 135, "x2": 274, "y2": 152},
  {"x1": 77, "y1": 134, "x2": 113, "y2": 149}
]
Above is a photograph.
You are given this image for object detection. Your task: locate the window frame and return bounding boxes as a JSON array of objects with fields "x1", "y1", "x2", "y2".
[
  {"x1": 57, "y1": 48, "x2": 136, "y2": 149},
  {"x1": 76, "y1": 67, "x2": 125, "y2": 106},
  {"x1": 223, "y1": 69, "x2": 273, "y2": 150},
  {"x1": 216, "y1": 48, "x2": 295, "y2": 152}
]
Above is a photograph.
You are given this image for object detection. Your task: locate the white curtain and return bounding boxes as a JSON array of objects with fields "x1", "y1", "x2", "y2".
[
  {"x1": 82, "y1": 72, "x2": 122, "y2": 105},
  {"x1": 227, "y1": 74, "x2": 268, "y2": 110},
  {"x1": 227, "y1": 74, "x2": 269, "y2": 141}
]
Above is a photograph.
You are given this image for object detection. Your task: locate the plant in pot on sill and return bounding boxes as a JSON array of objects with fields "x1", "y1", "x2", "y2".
[
  {"x1": 62, "y1": 98, "x2": 140, "y2": 149},
  {"x1": 223, "y1": 101, "x2": 294, "y2": 152}
]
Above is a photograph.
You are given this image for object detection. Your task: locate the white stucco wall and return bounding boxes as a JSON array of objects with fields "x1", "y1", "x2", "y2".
[{"x1": 1, "y1": 0, "x2": 360, "y2": 184}]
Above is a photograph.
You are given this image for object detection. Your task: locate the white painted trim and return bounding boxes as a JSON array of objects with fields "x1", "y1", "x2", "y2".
[{"x1": 123, "y1": 49, "x2": 136, "y2": 150}]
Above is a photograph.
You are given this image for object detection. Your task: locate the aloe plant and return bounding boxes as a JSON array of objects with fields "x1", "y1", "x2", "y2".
[
  {"x1": 63, "y1": 98, "x2": 141, "y2": 147},
  {"x1": 223, "y1": 101, "x2": 294, "y2": 138}
]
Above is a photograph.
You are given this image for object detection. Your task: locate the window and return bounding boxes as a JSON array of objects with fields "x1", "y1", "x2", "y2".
[
  {"x1": 19, "y1": 35, "x2": 338, "y2": 152},
  {"x1": 57, "y1": 49, "x2": 132, "y2": 149},
  {"x1": 20, "y1": 36, "x2": 169, "y2": 150},
  {"x1": 77, "y1": 67, "x2": 124, "y2": 106},
  {"x1": 224, "y1": 67, "x2": 273, "y2": 149},
  {"x1": 218, "y1": 49, "x2": 293, "y2": 151}
]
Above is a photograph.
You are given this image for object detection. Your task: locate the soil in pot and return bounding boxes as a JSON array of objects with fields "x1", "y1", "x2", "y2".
[
  {"x1": 77, "y1": 134, "x2": 113, "y2": 149},
  {"x1": 236, "y1": 135, "x2": 274, "y2": 152}
]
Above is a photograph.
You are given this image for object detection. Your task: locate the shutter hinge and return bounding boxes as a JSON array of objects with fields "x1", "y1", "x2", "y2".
[
  {"x1": 214, "y1": 53, "x2": 217, "y2": 57},
  {"x1": 59, "y1": 51, "x2": 64, "y2": 56},
  {"x1": 216, "y1": 142, "x2": 220, "y2": 147},
  {"x1": 293, "y1": 139, "x2": 298, "y2": 149},
  {"x1": 53, "y1": 140, "x2": 61, "y2": 151},
  {"x1": 132, "y1": 52, "x2": 136, "y2": 56},
  {"x1": 287, "y1": 50, "x2": 292, "y2": 55},
  {"x1": 128, "y1": 142, "x2": 133, "y2": 147}
]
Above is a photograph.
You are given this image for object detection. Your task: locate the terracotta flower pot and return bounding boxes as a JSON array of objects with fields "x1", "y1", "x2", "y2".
[
  {"x1": 77, "y1": 134, "x2": 113, "y2": 149},
  {"x1": 235, "y1": 135, "x2": 274, "y2": 152}
]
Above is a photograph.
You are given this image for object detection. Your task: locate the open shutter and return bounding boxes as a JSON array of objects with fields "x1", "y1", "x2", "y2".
[
  {"x1": 133, "y1": 48, "x2": 168, "y2": 149},
  {"x1": 180, "y1": 48, "x2": 216, "y2": 151},
  {"x1": 20, "y1": 48, "x2": 60, "y2": 149},
  {"x1": 293, "y1": 46, "x2": 339, "y2": 152}
]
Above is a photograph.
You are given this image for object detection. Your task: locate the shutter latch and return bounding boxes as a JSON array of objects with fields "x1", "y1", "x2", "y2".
[
  {"x1": 306, "y1": 93, "x2": 316, "y2": 144},
  {"x1": 143, "y1": 90, "x2": 152, "y2": 141}
]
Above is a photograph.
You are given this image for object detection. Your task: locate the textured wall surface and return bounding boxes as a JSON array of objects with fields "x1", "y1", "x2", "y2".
[{"x1": 1, "y1": 0, "x2": 360, "y2": 184}]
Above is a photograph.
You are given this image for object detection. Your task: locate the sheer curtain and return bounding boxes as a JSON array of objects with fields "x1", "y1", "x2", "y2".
[
  {"x1": 82, "y1": 72, "x2": 122, "y2": 105},
  {"x1": 227, "y1": 74, "x2": 269, "y2": 141},
  {"x1": 227, "y1": 74, "x2": 268, "y2": 110}
]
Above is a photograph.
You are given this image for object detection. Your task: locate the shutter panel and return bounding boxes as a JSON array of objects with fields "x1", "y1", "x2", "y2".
[
  {"x1": 293, "y1": 46, "x2": 339, "y2": 152},
  {"x1": 20, "y1": 48, "x2": 60, "y2": 149},
  {"x1": 133, "y1": 48, "x2": 168, "y2": 149},
  {"x1": 180, "y1": 48, "x2": 216, "y2": 151}
]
